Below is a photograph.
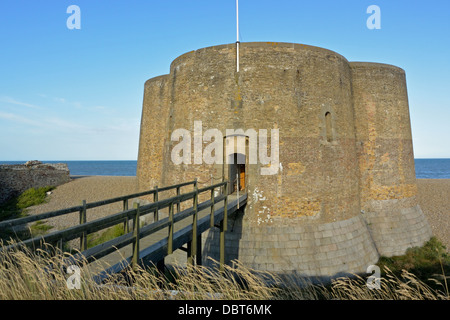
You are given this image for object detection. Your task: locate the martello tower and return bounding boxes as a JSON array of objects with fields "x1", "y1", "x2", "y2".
[{"x1": 136, "y1": 42, "x2": 432, "y2": 279}]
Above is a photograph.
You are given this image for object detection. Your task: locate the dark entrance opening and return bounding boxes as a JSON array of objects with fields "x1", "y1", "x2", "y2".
[{"x1": 228, "y1": 153, "x2": 245, "y2": 194}]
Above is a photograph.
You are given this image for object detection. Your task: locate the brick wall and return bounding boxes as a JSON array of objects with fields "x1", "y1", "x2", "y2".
[
  {"x1": 0, "y1": 161, "x2": 71, "y2": 204},
  {"x1": 136, "y1": 42, "x2": 432, "y2": 279}
]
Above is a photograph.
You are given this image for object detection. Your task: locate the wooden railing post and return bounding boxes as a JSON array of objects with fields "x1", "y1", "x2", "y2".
[
  {"x1": 153, "y1": 186, "x2": 159, "y2": 222},
  {"x1": 220, "y1": 182, "x2": 228, "y2": 272},
  {"x1": 223, "y1": 182, "x2": 228, "y2": 233},
  {"x1": 132, "y1": 203, "x2": 140, "y2": 271},
  {"x1": 190, "y1": 181, "x2": 199, "y2": 265},
  {"x1": 79, "y1": 200, "x2": 87, "y2": 251},
  {"x1": 123, "y1": 199, "x2": 129, "y2": 233},
  {"x1": 4, "y1": 179, "x2": 241, "y2": 275},
  {"x1": 210, "y1": 187, "x2": 215, "y2": 228},
  {"x1": 167, "y1": 202, "x2": 174, "y2": 255},
  {"x1": 176, "y1": 186, "x2": 181, "y2": 213}
]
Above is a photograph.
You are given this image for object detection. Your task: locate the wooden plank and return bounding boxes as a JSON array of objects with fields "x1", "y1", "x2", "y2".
[
  {"x1": 0, "y1": 180, "x2": 198, "y2": 230},
  {"x1": 85, "y1": 180, "x2": 196, "y2": 209},
  {"x1": 132, "y1": 203, "x2": 140, "y2": 270},
  {"x1": 176, "y1": 187, "x2": 181, "y2": 213},
  {"x1": 1, "y1": 190, "x2": 227, "y2": 255},
  {"x1": 92, "y1": 194, "x2": 247, "y2": 282},
  {"x1": 191, "y1": 184, "x2": 199, "y2": 260},
  {"x1": 124, "y1": 194, "x2": 225, "y2": 241},
  {"x1": 64, "y1": 232, "x2": 135, "y2": 266},
  {"x1": 1, "y1": 208, "x2": 138, "y2": 252},
  {"x1": 153, "y1": 186, "x2": 159, "y2": 222},
  {"x1": 220, "y1": 182, "x2": 229, "y2": 271},
  {"x1": 0, "y1": 180, "x2": 220, "y2": 236},
  {"x1": 0, "y1": 205, "x2": 83, "y2": 229},
  {"x1": 123, "y1": 199, "x2": 129, "y2": 233},
  {"x1": 3, "y1": 180, "x2": 243, "y2": 286},
  {"x1": 197, "y1": 181, "x2": 227, "y2": 194},
  {"x1": 126, "y1": 194, "x2": 246, "y2": 269},
  {"x1": 168, "y1": 202, "x2": 174, "y2": 255},
  {"x1": 79, "y1": 200, "x2": 87, "y2": 251},
  {"x1": 210, "y1": 188, "x2": 215, "y2": 228}
]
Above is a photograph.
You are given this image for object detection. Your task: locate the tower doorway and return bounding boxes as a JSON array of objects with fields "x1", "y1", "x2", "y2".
[
  {"x1": 228, "y1": 153, "x2": 246, "y2": 194},
  {"x1": 223, "y1": 133, "x2": 249, "y2": 195}
]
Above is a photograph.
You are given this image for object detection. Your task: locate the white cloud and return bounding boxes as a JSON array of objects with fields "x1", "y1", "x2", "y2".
[
  {"x1": 0, "y1": 95, "x2": 140, "y2": 160},
  {"x1": 0, "y1": 111, "x2": 43, "y2": 127},
  {"x1": 0, "y1": 111, "x2": 90, "y2": 133},
  {"x1": 44, "y1": 117, "x2": 90, "y2": 132},
  {"x1": 53, "y1": 97, "x2": 66, "y2": 103},
  {"x1": 0, "y1": 110, "x2": 138, "y2": 137},
  {"x1": 0, "y1": 96, "x2": 41, "y2": 109}
]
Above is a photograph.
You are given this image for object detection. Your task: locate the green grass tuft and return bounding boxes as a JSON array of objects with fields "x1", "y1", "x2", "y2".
[
  {"x1": 0, "y1": 186, "x2": 55, "y2": 241},
  {"x1": 87, "y1": 224, "x2": 125, "y2": 248},
  {"x1": 377, "y1": 237, "x2": 450, "y2": 288},
  {"x1": 29, "y1": 220, "x2": 54, "y2": 238},
  {"x1": 16, "y1": 186, "x2": 55, "y2": 210}
]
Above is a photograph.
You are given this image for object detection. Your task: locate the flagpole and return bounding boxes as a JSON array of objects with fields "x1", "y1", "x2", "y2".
[{"x1": 236, "y1": 0, "x2": 240, "y2": 73}]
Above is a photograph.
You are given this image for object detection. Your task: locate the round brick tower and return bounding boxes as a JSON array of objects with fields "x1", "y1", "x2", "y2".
[
  {"x1": 136, "y1": 42, "x2": 431, "y2": 280},
  {"x1": 351, "y1": 62, "x2": 432, "y2": 257}
]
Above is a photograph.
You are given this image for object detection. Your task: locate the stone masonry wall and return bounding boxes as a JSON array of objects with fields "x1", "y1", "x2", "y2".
[
  {"x1": 0, "y1": 161, "x2": 71, "y2": 204},
  {"x1": 139, "y1": 42, "x2": 362, "y2": 223},
  {"x1": 202, "y1": 212, "x2": 379, "y2": 281},
  {"x1": 137, "y1": 42, "x2": 432, "y2": 279},
  {"x1": 136, "y1": 75, "x2": 170, "y2": 194},
  {"x1": 351, "y1": 62, "x2": 432, "y2": 255}
]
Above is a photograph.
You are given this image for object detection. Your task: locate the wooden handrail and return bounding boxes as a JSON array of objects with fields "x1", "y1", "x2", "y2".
[
  {"x1": 0, "y1": 180, "x2": 197, "y2": 229},
  {"x1": 1, "y1": 179, "x2": 246, "y2": 280},
  {"x1": 95, "y1": 193, "x2": 247, "y2": 283},
  {"x1": 0, "y1": 181, "x2": 227, "y2": 254}
]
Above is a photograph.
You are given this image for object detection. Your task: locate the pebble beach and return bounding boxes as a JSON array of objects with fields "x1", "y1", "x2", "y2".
[
  {"x1": 416, "y1": 179, "x2": 450, "y2": 251},
  {"x1": 27, "y1": 176, "x2": 450, "y2": 252},
  {"x1": 27, "y1": 176, "x2": 139, "y2": 230}
]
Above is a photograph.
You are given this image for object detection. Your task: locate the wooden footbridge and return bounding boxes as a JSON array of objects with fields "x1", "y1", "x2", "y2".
[{"x1": 0, "y1": 180, "x2": 247, "y2": 283}]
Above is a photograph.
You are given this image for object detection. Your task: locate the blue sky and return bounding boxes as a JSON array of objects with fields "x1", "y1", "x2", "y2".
[{"x1": 0, "y1": 0, "x2": 449, "y2": 160}]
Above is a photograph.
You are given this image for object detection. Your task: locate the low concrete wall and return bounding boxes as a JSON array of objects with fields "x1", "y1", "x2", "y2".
[{"x1": 0, "y1": 161, "x2": 71, "y2": 204}]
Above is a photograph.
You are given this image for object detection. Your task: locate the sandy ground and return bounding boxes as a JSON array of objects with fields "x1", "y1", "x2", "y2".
[
  {"x1": 416, "y1": 179, "x2": 450, "y2": 251},
  {"x1": 27, "y1": 176, "x2": 449, "y2": 251},
  {"x1": 27, "y1": 176, "x2": 139, "y2": 230}
]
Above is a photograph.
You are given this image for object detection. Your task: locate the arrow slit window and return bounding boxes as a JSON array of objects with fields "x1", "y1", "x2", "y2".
[{"x1": 325, "y1": 112, "x2": 333, "y2": 143}]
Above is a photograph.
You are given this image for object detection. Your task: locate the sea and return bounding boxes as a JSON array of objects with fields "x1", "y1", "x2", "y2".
[
  {"x1": 0, "y1": 160, "x2": 137, "y2": 177},
  {"x1": 0, "y1": 159, "x2": 449, "y2": 179}
]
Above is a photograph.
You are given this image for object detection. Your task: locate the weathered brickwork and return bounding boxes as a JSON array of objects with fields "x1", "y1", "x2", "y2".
[
  {"x1": 137, "y1": 42, "x2": 432, "y2": 279},
  {"x1": 136, "y1": 75, "x2": 171, "y2": 195},
  {"x1": 0, "y1": 161, "x2": 71, "y2": 204}
]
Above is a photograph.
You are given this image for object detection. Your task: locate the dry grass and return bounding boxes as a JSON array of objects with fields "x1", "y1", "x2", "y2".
[
  {"x1": 319, "y1": 267, "x2": 448, "y2": 300},
  {"x1": 0, "y1": 241, "x2": 448, "y2": 300}
]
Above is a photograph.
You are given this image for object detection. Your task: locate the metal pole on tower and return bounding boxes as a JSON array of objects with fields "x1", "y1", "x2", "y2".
[{"x1": 236, "y1": 0, "x2": 240, "y2": 72}]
